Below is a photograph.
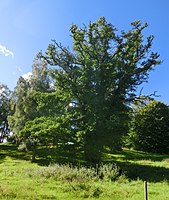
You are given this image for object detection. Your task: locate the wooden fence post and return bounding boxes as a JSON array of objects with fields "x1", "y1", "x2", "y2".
[{"x1": 144, "y1": 181, "x2": 148, "y2": 200}]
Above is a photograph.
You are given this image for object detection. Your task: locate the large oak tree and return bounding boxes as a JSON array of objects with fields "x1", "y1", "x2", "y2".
[{"x1": 40, "y1": 17, "x2": 161, "y2": 163}]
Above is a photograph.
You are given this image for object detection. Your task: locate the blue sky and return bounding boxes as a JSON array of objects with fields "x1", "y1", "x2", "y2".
[{"x1": 0, "y1": 0, "x2": 169, "y2": 103}]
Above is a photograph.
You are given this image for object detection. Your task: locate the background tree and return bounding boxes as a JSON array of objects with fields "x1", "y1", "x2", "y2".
[
  {"x1": 8, "y1": 56, "x2": 52, "y2": 145},
  {"x1": 128, "y1": 100, "x2": 169, "y2": 153},
  {"x1": 0, "y1": 83, "x2": 11, "y2": 142},
  {"x1": 8, "y1": 76, "x2": 31, "y2": 144},
  {"x1": 18, "y1": 81, "x2": 85, "y2": 162},
  {"x1": 30, "y1": 56, "x2": 52, "y2": 92},
  {"x1": 41, "y1": 17, "x2": 161, "y2": 163}
]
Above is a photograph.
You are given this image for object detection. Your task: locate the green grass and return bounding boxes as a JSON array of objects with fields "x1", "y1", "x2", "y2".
[
  {"x1": 0, "y1": 143, "x2": 169, "y2": 199},
  {"x1": 104, "y1": 148, "x2": 169, "y2": 182}
]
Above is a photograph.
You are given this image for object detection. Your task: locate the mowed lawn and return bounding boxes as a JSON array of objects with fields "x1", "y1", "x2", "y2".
[{"x1": 0, "y1": 143, "x2": 169, "y2": 200}]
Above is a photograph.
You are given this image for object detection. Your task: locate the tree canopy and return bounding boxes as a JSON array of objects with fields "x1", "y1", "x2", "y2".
[
  {"x1": 7, "y1": 17, "x2": 161, "y2": 164},
  {"x1": 129, "y1": 100, "x2": 169, "y2": 153},
  {"x1": 8, "y1": 56, "x2": 53, "y2": 144},
  {"x1": 40, "y1": 17, "x2": 160, "y2": 163}
]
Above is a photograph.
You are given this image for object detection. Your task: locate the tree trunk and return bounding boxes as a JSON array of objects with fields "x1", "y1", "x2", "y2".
[{"x1": 84, "y1": 135, "x2": 103, "y2": 165}]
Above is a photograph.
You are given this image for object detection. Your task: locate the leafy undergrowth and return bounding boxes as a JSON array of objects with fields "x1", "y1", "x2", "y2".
[{"x1": 0, "y1": 143, "x2": 169, "y2": 199}]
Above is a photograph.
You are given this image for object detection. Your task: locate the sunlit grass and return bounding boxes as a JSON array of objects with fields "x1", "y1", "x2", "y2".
[{"x1": 0, "y1": 143, "x2": 169, "y2": 199}]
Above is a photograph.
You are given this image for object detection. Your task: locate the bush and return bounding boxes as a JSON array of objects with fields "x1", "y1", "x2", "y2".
[
  {"x1": 129, "y1": 100, "x2": 169, "y2": 153},
  {"x1": 25, "y1": 163, "x2": 125, "y2": 182}
]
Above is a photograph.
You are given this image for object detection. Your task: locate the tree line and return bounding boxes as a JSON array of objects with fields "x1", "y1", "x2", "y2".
[{"x1": 1, "y1": 17, "x2": 168, "y2": 164}]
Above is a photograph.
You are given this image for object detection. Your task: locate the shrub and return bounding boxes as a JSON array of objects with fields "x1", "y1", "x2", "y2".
[
  {"x1": 25, "y1": 163, "x2": 125, "y2": 182},
  {"x1": 129, "y1": 100, "x2": 169, "y2": 153}
]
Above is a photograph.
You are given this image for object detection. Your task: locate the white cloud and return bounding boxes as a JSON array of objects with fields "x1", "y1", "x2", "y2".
[
  {"x1": 0, "y1": 44, "x2": 14, "y2": 58},
  {"x1": 22, "y1": 72, "x2": 32, "y2": 81}
]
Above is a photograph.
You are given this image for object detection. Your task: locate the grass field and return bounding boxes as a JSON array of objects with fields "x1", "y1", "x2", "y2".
[{"x1": 0, "y1": 143, "x2": 169, "y2": 199}]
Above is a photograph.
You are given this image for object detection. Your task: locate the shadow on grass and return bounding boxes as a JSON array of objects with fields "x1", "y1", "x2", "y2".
[
  {"x1": 0, "y1": 143, "x2": 31, "y2": 161},
  {"x1": 116, "y1": 160, "x2": 169, "y2": 182},
  {"x1": 1, "y1": 143, "x2": 169, "y2": 183},
  {"x1": 34, "y1": 145, "x2": 84, "y2": 166},
  {"x1": 0, "y1": 143, "x2": 83, "y2": 166},
  {"x1": 0, "y1": 154, "x2": 6, "y2": 164},
  {"x1": 35, "y1": 147, "x2": 169, "y2": 183},
  {"x1": 121, "y1": 149, "x2": 169, "y2": 162},
  {"x1": 104, "y1": 149, "x2": 169, "y2": 183}
]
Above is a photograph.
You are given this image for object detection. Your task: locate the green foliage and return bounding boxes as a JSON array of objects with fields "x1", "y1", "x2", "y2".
[
  {"x1": 41, "y1": 17, "x2": 160, "y2": 163},
  {"x1": 8, "y1": 76, "x2": 33, "y2": 141},
  {"x1": 128, "y1": 100, "x2": 169, "y2": 153},
  {"x1": 30, "y1": 163, "x2": 123, "y2": 182},
  {"x1": 30, "y1": 56, "x2": 52, "y2": 92},
  {"x1": 8, "y1": 56, "x2": 53, "y2": 145},
  {"x1": 0, "y1": 83, "x2": 11, "y2": 142},
  {"x1": 19, "y1": 115, "x2": 73, "y2": 146}
]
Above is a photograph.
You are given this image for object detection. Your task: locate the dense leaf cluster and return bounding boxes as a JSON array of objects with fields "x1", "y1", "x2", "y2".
[{"x1": 130, "y1": 100, "x2": 169, "y2": 153}]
